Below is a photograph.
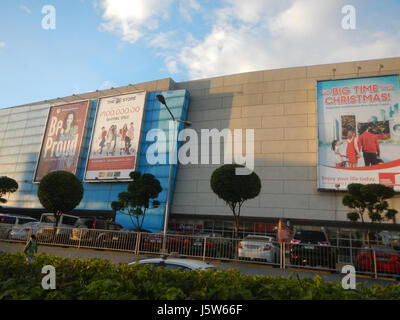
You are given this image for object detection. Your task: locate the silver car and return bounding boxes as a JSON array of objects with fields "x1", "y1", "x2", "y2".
[
  {"x1": 9, "y1": 222, "x2": 41, "y2": 240},
  {"x1": 238, "y1": 235, "x2": 280, "y2": 263},
  {"x1": 129, "y1": 258, "x2": 217, "y2": 271}
]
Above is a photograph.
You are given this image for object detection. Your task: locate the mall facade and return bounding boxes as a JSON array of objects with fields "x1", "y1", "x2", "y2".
[{"x1": 1, "y1": 57, "x2": 400, "y2": 237}]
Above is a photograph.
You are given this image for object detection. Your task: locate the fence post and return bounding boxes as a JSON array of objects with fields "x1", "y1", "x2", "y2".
[
  {"x1": 349, "y1": 234, "x2": 353, "y2": 265},
  {"x1": 77, "y1": 228, "x2": 82, "y2": 249},
  {"x1": 373, "y1": 249, "x2": 378, "y2": 279},
  {"x1": 202, "y1": 236, "x2": 207, "y2": 261},
  {"x1": 135, "y1": 232, "x2": 141, "y2": 255},
  {"x1": 283, "y1": 242, "x2": 286, "y2": 269}
]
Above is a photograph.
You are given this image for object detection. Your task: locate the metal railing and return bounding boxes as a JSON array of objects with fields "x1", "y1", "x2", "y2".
[{"x1": 1, "y1": 224, "x2": 399, "y2": 278}]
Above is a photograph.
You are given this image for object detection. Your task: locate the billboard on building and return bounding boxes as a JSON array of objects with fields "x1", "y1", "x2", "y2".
[
  {"x1": 84, "y1": 91, "x2": 146, "y2": 182},
  {"x1": 317, "y1": 75, "x2": 400, "y2": 191},
  {"x1": 33, "y1": 100, "x2": 90, "y2": 183}
]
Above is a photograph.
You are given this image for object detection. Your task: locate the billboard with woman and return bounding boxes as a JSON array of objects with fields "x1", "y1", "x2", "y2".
[
  {"x1": 317, "y1": 75, "x2": 400, "y2": 191},
  {"x1": 33, "y1": 100, "x2": 90, "y2": 182}
]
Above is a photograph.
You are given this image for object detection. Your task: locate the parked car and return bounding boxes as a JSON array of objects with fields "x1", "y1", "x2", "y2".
[
  {"x1": 289, "y1": 230, "x2": 337, "y2": 269},
  {"x1": 69, "y1": 217, "x2": 135, "y2": 249},
  {"x1": 9, "y1": 222, "x2": 41, "y2": 240},
  {"x1": 36, "y1": 213, "x2": 79, "y2": 240},
  {"x1": 185, "y1": 233, "x2": 234, "y2": 259},
  {"x1": 140, "y1": 232, "x2": 187, "y2": 253},
  {"x1": 130, "y1": 257, "x2": 217, "y2": 271},
  {"x1": 238, "y1": 235, "x2": 280, "y2": 263},
  {"x1": 0, "y1": 214, "x2": 38, "y2": 239},
  {"x1": 355, "y1": 245, "x2": 400, "y2": 275}
]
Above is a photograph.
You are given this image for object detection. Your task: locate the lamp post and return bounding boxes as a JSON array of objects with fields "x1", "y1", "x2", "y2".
[{"x1": 156, "y1": 94, "x2": 191, "y2": 254}]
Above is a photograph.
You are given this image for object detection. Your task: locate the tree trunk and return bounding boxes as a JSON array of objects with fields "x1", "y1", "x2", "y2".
[{"x1": 52, "y1": 211, "x2": 61, "y2": 242}]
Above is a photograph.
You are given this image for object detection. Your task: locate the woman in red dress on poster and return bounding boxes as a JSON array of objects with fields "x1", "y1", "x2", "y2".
[{"x1": 346, "y1": 130, "x2": 361, "y2": 168}]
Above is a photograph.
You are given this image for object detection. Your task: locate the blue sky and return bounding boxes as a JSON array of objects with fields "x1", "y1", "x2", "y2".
[{"x1": 0, "y1": 0, "x2": 399, "y2": 109}]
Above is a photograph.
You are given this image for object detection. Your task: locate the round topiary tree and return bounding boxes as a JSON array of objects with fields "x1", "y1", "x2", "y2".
[
  {"x1": 38, "y1": 171, "x2": 84, "y2": 232},
  {"x1": 111, "y1": 171, "x2": 161, "y2": 232},
  {"x1": 0, "y1": 176, "x2": 18, "y2": 208},
  {"x1": 210, "y1": 164, "x2": 261, "y2": 239}
]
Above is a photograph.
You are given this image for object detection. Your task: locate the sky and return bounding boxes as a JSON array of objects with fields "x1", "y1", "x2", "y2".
[{"x1": 0, "y1": 0, "x2": 399, "y2": 109}]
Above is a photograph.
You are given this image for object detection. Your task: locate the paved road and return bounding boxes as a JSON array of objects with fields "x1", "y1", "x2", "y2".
[{"x1": 0, "y1": 241, "x2": 397, "y2": 287}]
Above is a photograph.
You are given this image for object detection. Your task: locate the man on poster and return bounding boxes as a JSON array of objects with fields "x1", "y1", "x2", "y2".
[{"x1": 358, "y1": 125, "x2": 381, "y2": 166}]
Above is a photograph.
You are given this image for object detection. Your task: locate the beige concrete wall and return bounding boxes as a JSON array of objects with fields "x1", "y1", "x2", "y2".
[{"x1": 172, "y1": 57, "x2": 400, "y2": 223}]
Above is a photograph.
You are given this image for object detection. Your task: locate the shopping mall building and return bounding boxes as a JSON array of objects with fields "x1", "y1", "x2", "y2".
[{"x1": 1, "y1": 57, "x2": 400, "y2": 237}]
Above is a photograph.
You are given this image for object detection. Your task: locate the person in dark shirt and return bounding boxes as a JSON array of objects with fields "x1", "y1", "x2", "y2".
[
  {"x1": 358, "y1": 125, "x2": 380, "y2": 166},
  {"x1": 23, "y1": 234, "x2": 38, "y2": 264}
]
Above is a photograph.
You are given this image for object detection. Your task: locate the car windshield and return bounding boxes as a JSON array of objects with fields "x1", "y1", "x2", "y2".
[
  {"x1": 62, "y1": 216, "x2": 79, "y2": 226},
  {"x1": 294, "y1": 231, "x2": 327, "y2": 243},
  {"x1": 245, "y1": 236, "x2": 273, "y2": 242},
  {"x1": 18, "y1": 218, "x2": 35, "y2": 224},
  {"x1": 0, "y1": 216, "x2": 16, "y2": 224},
  {"x1": 76, "y1": 219, "x2": 94, "y2": 228},
  {"x1": 371, "y1": 246, "x2": 399, "y2": 254},
  {"x1": 41, "y1": 215, "x2": 56, "y2": 224}
]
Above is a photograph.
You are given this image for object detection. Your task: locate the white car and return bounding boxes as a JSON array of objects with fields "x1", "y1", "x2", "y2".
[
  {"x1": 0, "y1": 214, "x2": 38, "y2": 239},
  {"x1": 238, "y1": 235, "x2": 280, "y2": 263},
  {"x1": 9, "y1": 222, "x2": 41, "y2": 240},
  {"x1": 129, "y1": 258, "x2": 217, "y2": 271}
]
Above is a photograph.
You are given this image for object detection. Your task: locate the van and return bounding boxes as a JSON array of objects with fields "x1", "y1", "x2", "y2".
[
  {"x1": 38, "y1": 213, "x2": 79, "y2": 239},
  {"x1": 0, "y1": 214, "x2": 38, "y2": 239}
]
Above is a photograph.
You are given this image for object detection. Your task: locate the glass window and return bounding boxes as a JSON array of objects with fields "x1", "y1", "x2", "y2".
[
  {"x1": 0, "y1": 216, "x2": 16, "y2": 224},
  {"x1": 18, "y1": 218, "x2": 36, "y2": 225},
  {"x1": 61, "y1": 216, "x2": 79, "y2": 226},
  {"x1": 165, "y1": 263, "x2": 191, "y2": 270},
  {"x1": 107, "y1": 223, "x2": 122, "y2": 231},
  {"x1": 41, "y1": 215, "x2": 56, "y2": 224}
]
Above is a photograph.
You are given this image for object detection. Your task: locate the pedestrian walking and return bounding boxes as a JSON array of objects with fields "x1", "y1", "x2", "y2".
[{"x1": 23, "y1": 234, "x2": 38, "y2": 264}]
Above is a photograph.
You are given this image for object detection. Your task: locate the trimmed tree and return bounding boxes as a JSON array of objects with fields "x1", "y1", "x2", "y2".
[
  {"x1": 37, "y1": 171, "x2": 84, "y2": 235},
  {"x1": 210, "y1": 164, "x2": 261, "y2": 239},
  {"x1": 111, "y1": 171, "x2": 161, "y2": 232},
  {"x1": 0, "y1": 176, "x2": 18, "y2": 208},
  {"x1": 343, "y1": 183, "x2": 398, "y2": 246}
]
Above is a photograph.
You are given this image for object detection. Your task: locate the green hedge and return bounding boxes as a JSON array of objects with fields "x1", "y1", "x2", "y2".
[{"x1": 0, "y1": 252, "x2": 399, "y2": 300}]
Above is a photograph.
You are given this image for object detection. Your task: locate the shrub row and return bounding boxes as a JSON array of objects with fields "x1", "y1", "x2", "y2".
[{"x1": 0, "y1": 252, "x2": 399, "y2": 300}]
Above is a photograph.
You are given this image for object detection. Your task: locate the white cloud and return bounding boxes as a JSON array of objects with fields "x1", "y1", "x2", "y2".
[
  {"x1": 96, "y1": 0, "x2": 400, "y2": 79},
  {"x1": 20, "y1": 5, "x2": 32, "y2": 14},
  {"x1": 148, "y1": 31, "x2": 177, "y2": 50},
  {"x1": 99, "y1": 0, "x2": 173, "y2": 43},
  {"x1": 0, "y1": 42, "x2": 5, "y2": 52},
  {"x1": 179, "y1": 0, "x2": 201, "y2": 23},
  {"x1": 175, "y1": 0, "x2": 400, "y2": 79},
  {"x1": 99, "y1": 80, "x2": 115, "y2": 90}
]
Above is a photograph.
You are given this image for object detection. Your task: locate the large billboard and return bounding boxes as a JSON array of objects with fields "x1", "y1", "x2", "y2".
[
  {"x1": 33, "y1": 100, "x2": 90, "y2": 183},
  {"x1": 317, "y1": 75, "x2": 400, "y2": 191},
  {"x1": 84, "y1": 91, "x2": 146, "y2": 182}
]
